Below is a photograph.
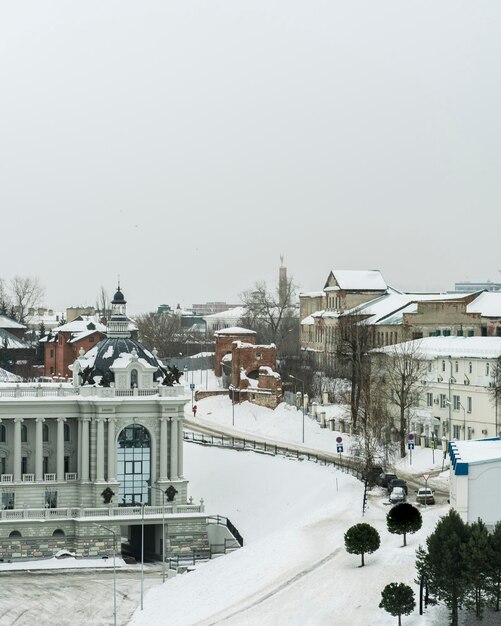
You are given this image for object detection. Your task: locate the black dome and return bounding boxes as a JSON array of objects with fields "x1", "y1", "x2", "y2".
[
  {"x1": 112, "y1": 287, "x2": 125, "y2": 303},
  {"x1": 81, "y1": 336, "x2": 164, "y2": 385}
]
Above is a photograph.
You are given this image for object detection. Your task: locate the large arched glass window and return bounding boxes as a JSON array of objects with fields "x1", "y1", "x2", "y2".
[{"x1": 117, "y1": 424, "x2": 151, "y2": 506}]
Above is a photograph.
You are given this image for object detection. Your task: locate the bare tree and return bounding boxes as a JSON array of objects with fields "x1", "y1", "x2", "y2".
[
  {"x1": 135, "y1": 311, "x2": 186, "y2": 357},
  {"x1": 95, "y1": 286, "x2": 111, "y2": 323},
  {"x1": 336, "y1": 312, "x2": 373, "y2": 432},
  {"x1": 490, "y1": 356, "x2": 501, "y2": 434},
  {"x1": 9, "y1": 276, "x2": 44, "y2": 324},
  {"x1": 240, "y1": 278, "x2": 299, "y2": 350},
  {"x1": 374, "y1": 341, "x2": 428, "y2": 458}
]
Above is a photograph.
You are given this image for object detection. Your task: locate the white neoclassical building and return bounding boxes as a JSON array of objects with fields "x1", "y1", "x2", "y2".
[{"x1": 0, "y1": 286, "x2": 240, "y2": 561}]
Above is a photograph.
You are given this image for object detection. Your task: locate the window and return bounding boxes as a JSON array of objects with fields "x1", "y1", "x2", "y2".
[
  {"x1": 42, "y1": 423, "x2": 49, "y2": 442},
  {"x1": 89, "y1": 336, "x2": 94, "y2": 343},
  {"x1": 130, "y1": 368, "x2": 138, "y2": 388},
  {"x1": 50, "y1": 349, "x2": 54, "y2": 358},
  {"x1": 21, "y1": 457, "x2": 28, "y2": 474},
  {"x1": 456, "y1": 329, "x2": 463, "y2": 336},
  {"x1": 436, "y1": 330, "x2": 442, "y2": 336},
  {"x1": 52, "y1": 528, "x2": 65, "y2": 537},
  {"x1": 426, "y1": 393, "x2": 433, "y2": 407},
  {"x1": 9, "y1": 530, "x2": 22, "y2": 538},
  {"x1": 443, "y1": 329, "x2": 451, "y2": 337},
  {"x1": 64, "y1": 455, "x2": 70, "y2": 473},
  {"x1": 45, "y1": 491, "x2": 57, "y2": 509},
  {"x1": 43, "y1": 456, "x2": 49, "y2": 475},
  {"x1": 64, "y1": 423, "x2": 70, "y2": 442},
  {"x1": 469, "y1": 362, "x2": 473, "y2": 374},
  {"x1": 455, "y1": 361, "x2": 459, "y2": 373},
  {"x1": 453, "y1": 425, "x2": 461, "y2": 439},
  {"x1": 428, "y1": 361, "x2": 432, "y2": 372},
  {"x1": 21, "y1": 424, "x2": 27, "y2": 443},
  {"x1": 2, "y1": 493, "x2": 14, "y2": 509},
  {"x1": 256, "y1": 353, "x2": 262, "y2": 360},
  {"x1": 467, "y1": 329, "x2": 474, "y2": 337},
  {"x1": 0, "y1": 457, "x2": 5, "y2": 474},
  {"x1": 453, "y1": 395, "x2": 460, "y2": 410},
  {"x1": 467, "y1": 397, "x2": 472, "y2": 413},
  {"x1": 440, "y1": 394, "x2": 447, "y2": 408},
  {"x1": 481, "y1": 326, "x2": 488, "y2": 337},
  {"x1": 486, "y1": 362, "x2": 490, "y2": 376},
  {"x1": 442, "y1": 361, "x2": 446, "y2": 372},
  {"x1": 0, "y1": 424, "x2": 5, "y2": 442},
  {"x1": 467, "y1": 427, "x2": 473, "y2": 440}
]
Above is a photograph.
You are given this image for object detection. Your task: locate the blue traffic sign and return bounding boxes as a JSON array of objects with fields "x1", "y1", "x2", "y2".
[
  {"x1": 408, "y1": 442, "x2": 415, "y2": 450},
  {"x1": 337, "y1": 445, "x2": 344, "y2": 453},
  {"x1": 190, "y1": 383, "x2": 195, "y2": 390},
  {"x1": 184, "y1": 365, "x2": 188, "y2": 371}
]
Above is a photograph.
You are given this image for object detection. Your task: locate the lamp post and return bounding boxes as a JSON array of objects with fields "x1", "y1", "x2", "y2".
[
  {"x1": 94, "y1": 523, "x2": 117, "y2": 626},
  {"x1": 229, "y1": 384, "x2": 235, "y2": 426},
  {"x1": 149, "y1": 485, "x2": 168, "y2": 583},
  {"x1": 290, "y1": 374, "x2": 305, "y2": 444},
  {"x1": 459, "y1": 402, "x2": 466, "y2": 440},
  {"x1": 140, "y1": 501, "x2": 145, "y2": 610}
]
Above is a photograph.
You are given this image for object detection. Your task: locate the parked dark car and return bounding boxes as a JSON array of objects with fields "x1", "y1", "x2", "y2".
[
  {"x1": 363, "y1": 465, "x2": 384, "y2": 486},
  {"x1": 377, "y1": 473, "x2": 398, "y2": 488},
  {"x1": 388, "y1": 478, "x2": 408, "y2": 495}
]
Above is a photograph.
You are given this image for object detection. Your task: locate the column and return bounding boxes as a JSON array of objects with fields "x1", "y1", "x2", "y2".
[
  {"x1": 107, "y1": 418, "x2": 116, "y2": 482},
  {"x1": 96, "y1": 417, "x2": 105, "y2": 482},
  {"x1": 177, "y1": 417, "x2": 184, "y2": 479},
  {"x1": 169, "y1": 417, "x2": 178, "y2": 480},
  {"x1": 13, "y1": 418, "x2": 22, "y2": 482},
  {"x1": 57, "y1": 418, "x2": 65, "y2": 481},
  {"x1": 81, "y1": 418, "x2": 90, "y2": 481},
  {"x1": 35, "y1": 417, "x2": 44, "y2": 481},
  {"x1": 77, "y1": 419, "x2": 82, "y2": 479},
  {"x1": 159, "y1": 418, "x2": 167, "y2": 480}
]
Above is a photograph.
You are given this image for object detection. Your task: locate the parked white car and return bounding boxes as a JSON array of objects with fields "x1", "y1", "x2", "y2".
[{"x1": 389, "y1": 486, "x2": 406, "y2": 504}]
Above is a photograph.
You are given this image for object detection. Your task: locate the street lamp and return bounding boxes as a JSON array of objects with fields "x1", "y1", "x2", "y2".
[
  {"x1": 140, "y1": 501, "x2": 145, "y2": 610},
  {"x1": 229, "y1": 384, "x2": 235, "y2": 426},
  {"x1": 290, "y1": 375, "x2": 305, "y2": 444},
  {"x1": 149, "y1": 485, "x2": 168, "y2": 583},
  {"x1": 94, "y1": 523, "x2": 117, "y2": 626}
]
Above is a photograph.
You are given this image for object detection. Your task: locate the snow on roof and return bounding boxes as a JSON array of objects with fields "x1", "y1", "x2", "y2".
[
  {"x1": 0, "y1": 315, "x2": 26, "y2": 329},
  {"x1": 450, "y1": 438, "x2": 501, "y2": 469},
  {"x1": 0, "y1": 367, "x2": 22, "y2": 383},
  {"x1": 0, "y1": 329, "x2": 30, "y2": 350},
  {"x1": 215, "y1": 326, "x2": 256, "y2": 336},
  {"x1": 68, "y1": 328, "x2": 104, "y2": 344},
  {"x1": 56, "y1": 316, "x2": 107, "y2": 334},
  {"x1": 204, "y1": 306, "x2": 247, "y2": 320},
  {"x1": 329, "y1": 270, "x2": 387, "y2": 291},
  {"x1": 376, "y1": 337, "x2": 501, "y2": 359},
  {"x1": 467, "y1": 292, "x2": 501, "y2": 317},
  {"x1": 299, "y1": 291, "x2": 324, "y2": 298},
  {"x1": 301, "y1": 315, "x2": 315, "y2": 326}
]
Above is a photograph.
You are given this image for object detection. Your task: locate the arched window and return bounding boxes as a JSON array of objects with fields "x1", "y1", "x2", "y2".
[
  {"x1": 130, "y1": 369, "x2": 138, "y2": 388},
  {"x1": 42, "y1": 423, "x2": 49, "y2": 442},
  {"x1": 52, "y1": 528, "x2": 65, "y2": 537},
  {"x1": 9, "y1": 530, "x2": 22, "y2": 538},
  {"x1": 0, "y1": 424, "x2": 5, "y2": 443},
  {"x1": 117, "y1": 424, "x2": 151, "y2": 506},
  {"x1": 64, "y1": 423, "x2": 70, "y2": 442},
  {"x1": 21, "y1": 424, "x2": 27, "y2": 443}
]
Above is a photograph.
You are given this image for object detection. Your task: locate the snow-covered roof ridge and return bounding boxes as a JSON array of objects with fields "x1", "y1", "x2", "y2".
[
  {"x1": 375, "y1": 337, "x2": 501, "y2": 359},
  {"x1": 203, "y1": 306, "x2": 247, "y2": 320},
  {"x1": 0, "y1": 315, "x2": 26, "y2": 330},
  {"x1": 215, "y1": 326, "x2": 256, "y2": 335},
  {"x1": 327, "y1": 269, "x2": 387, "y2": 291},
  {"x1": 467, "y1": 292, "x2": 501, "y2": 317}
]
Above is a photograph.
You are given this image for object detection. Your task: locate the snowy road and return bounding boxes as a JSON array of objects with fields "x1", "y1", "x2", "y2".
[{"x1": 0, "y1": 568, "x2": 162, "y2": 626}]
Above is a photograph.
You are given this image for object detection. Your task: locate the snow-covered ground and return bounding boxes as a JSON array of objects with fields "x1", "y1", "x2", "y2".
[{"x1": 126, "y1": 380, "x2": 452, "y2": 625}]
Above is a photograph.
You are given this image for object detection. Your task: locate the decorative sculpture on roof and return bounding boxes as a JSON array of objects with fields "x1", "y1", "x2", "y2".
[{"x1": 162, "y1": 365, "x2": 183, "y2": 386}]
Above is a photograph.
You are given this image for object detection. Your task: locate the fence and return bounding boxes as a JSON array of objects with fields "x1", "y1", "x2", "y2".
[{"x1": 183, "y1": 430, "x2": 364, "y2": 481}]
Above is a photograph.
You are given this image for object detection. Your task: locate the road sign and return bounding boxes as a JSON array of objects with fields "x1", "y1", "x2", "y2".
[
  {"x1": 408, "y1": 442, "x2": 415, "y2": 450},
  {"x1": 423, "y1": 473, "x2": 430, "y2": 481},
  {"x1": 337, "y1": 445, "x2": 344, "y2": 453},
  {"x1": 184, "y1": 364, "x2": 188, "y2": 371},
  {"x1": 336, "y1": 436, "x2": 343, "y2": 444},
  {"x1": 408, "y1": 433, "x2": 414, "y2": 441},
  {"x1": 190, "y1": 383, "x2": 195, "y2": 390}
]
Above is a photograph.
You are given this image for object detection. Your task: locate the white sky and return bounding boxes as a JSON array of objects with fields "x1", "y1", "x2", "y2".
[{"x1": 1, "y1": 2, "x2": 501, "y2": 314}]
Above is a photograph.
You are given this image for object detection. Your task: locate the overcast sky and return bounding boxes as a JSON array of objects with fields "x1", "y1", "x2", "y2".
[{"x1": 1, "y1": 1, "x2": 500, "y2": 314}]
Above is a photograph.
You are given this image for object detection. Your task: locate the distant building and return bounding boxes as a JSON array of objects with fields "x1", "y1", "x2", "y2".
[
  {"x1": 191, "y1": 302, "x2": 241, "y2": 316},
  {"x1": 455, "y1": 279, "x2": 501, "y2": 293}
]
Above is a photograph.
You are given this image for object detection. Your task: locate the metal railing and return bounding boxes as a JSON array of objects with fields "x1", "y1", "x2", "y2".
[
  {"x1": 183, "y1": 430, "x2": 364, "y2": 481},
  {"x1": 208, "y1": 514, "x2": 244, "y2": 547}
]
